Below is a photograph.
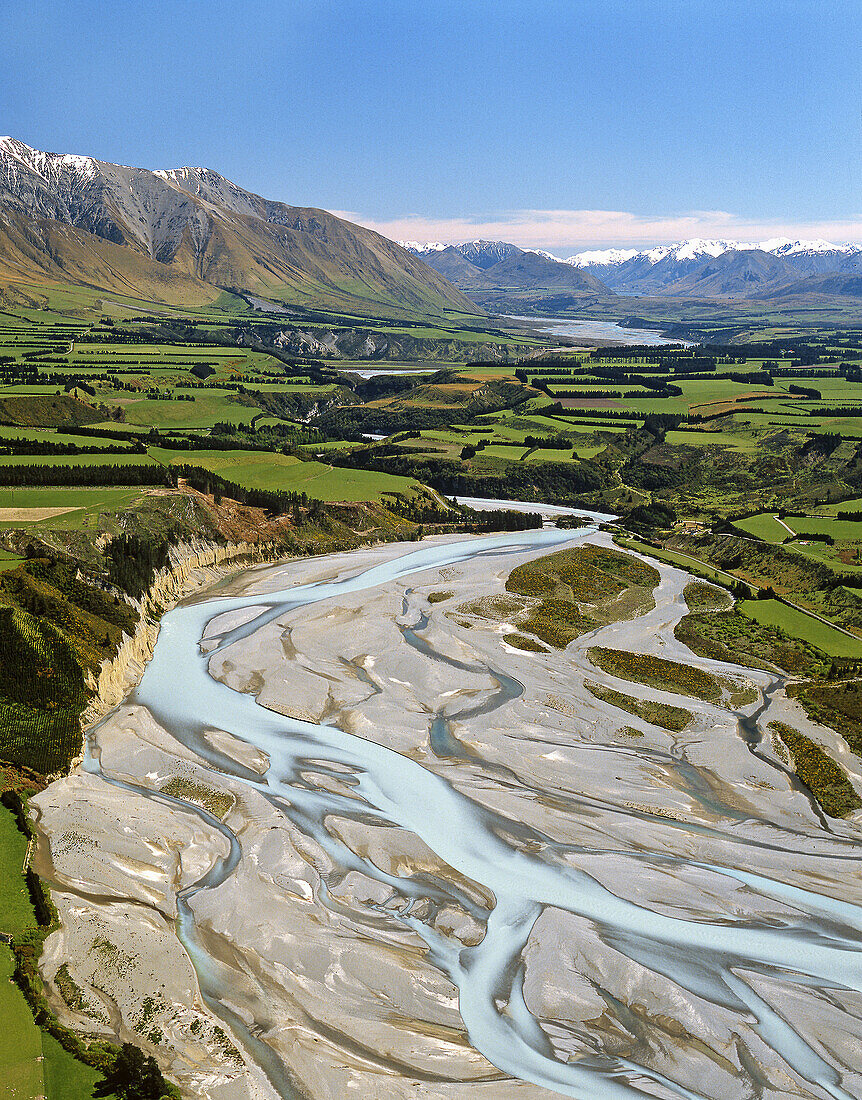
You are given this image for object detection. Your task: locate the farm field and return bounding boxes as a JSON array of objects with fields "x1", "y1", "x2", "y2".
[
  {"x1": 0, "y1": 452, "x2": 156, "y2": 468},
  {"x1": 104, "y1": 392, "x2": 262, "y2": 429},
  {"x1": 0, "y1": 547, "x2": 25, "y2": 570},
  {"x1": 2, "y1": 308, "x2": 862, "y2": 646},
  {"x1": 0, "y1": 807, "x2": 102, "y2": 1100},
  {"x1": 0, "y1": 949, "x2": 46, "y2": 1100},
  {"x1": 664, "y1": 428, "x2": 759, "y2": 452},
  {"x1": 0, "y1": 426, "x2": 136, "y2": 448},
  {"x1": 40, "y1": 1033, "x2": 103, "y2": 1100},
  {"x1": 0, "y1": 487, "x2": 143, "y2": 528},
  {"x1": 734, "y1": 513, "x2": 793, "y2": 542},
  {"x1": 0, "y1": 807, "x2": 34, "y2": 933},
  {"x1": 156, "y1": 448, "x2": 420, "y2": 501},
  {"x1": 739, "y1": 599, "x2": 862, "y2": 659},
  {"x1": 819, "y1": 496, "x2": 862, "y2": 516},
  {"x1": 786, "y1": 515, "x2": 862, "y2": 540},
  {"x1": 732, "y1": 512, "x2": 862, "y2": 575}
]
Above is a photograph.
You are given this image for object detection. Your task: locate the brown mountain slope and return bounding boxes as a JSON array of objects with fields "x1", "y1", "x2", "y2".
[{"x1": 0, "y1": 138, "x2": 480, "y2": 319}]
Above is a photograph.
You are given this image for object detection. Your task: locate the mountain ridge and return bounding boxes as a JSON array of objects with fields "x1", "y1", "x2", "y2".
[
  {"x1": 401, "y1": 238, "x2": 614, "y2": 312},
  {"x1": 405, "y1": 234, "x2": 862, "y2": 300},
  {"x1": 568, "y1": 237, "x2": 862, "y2": 296},
  {"x1": 0, "y1": 137, "x2": 479, "y2": 318}
]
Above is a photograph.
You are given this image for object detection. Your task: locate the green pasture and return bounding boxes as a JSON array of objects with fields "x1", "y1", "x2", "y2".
[
  {"x1": 251, "y1": 416, "x2": 292, "y2": 428},
  {"x1": 785, "y1": 539, "x2": 862, "y2": 574},
  {"x1": 679, "y1": 378, "x2": 766, "y2": 405},
  {"x1": 243, "y1": 383, "x2": 338, "y2": 394},
  {"x1": 41, "y1": 1033, "x2": 103, "y2": 1100},
  {"x1": 787, "y1": 515, "x2": 862, "y2": 541},
  {"x1": 0, "y1": 427, "x2": 135, "y2": 449},
  {"x1": 820, "y1": 497, "x2": 862, "y2": 515},
  {"x1": 158, "y1": 448, "x2": 420, "y2": 501},
  {"x1": 0, "y1": 453, "x2": 155, "y2": 468},
  {"x1": 0, "y1": 811, "x2": 101, "y2": 1100},
  {"x1": 0, "y1": 487, "x2": 143, "y2": 528},
  {"x1": 0, "y1": 385, "x2": 68, "y2": 396},
  {"x1": 299, "y1": 440, "x2": 365, "y2": 453},
  {"x1": 735, "y1": 512, "x2": 862, "y2": 567},
  {"x1": 526, "y1": 445, "x2": 600, "y2": 462},
  {"x1": 478, "y1": 444, "x2": 530, "y2": 461},
  {"x1": 733, "y1": 513, "x2": 792, "y2": 542},
  {"x1": 0, "y1": 808, "x2": 33, "y2": 933},
  {"x1": 421, "y1": 429, "x2": 477, "y2": 445},
  {"x1": 0, "y1": 949, "x2": 45, "y2": 1100},
  {"x1": 0, "y1": 549, "x2": 24, "y2": 572},
  {"x1": 774, "y1": 376, "x2": 862, "y2": 400},
  {"x1": 105, "y1": 390, "x2": 259, "y2": 428},
  {"x1": 739, "y1": 599, "x2": 862, "y2": 659},
  {"x1": 665, "y1": 428, "x2": 759, "y2": 453}
]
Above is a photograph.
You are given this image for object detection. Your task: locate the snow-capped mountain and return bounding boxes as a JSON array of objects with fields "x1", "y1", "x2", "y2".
[
  {"x1": 401, "y1": 238, "x2": 614, "y2": 311},
  {"x1": 567, "y1": 237, "x2": 862, "y2": 295},
  {"x1": 0, "y1": 137, "x2": 478, "y2": 316},
  {"x1": 404, "y1": 234, "x2": 862, "y2": 301},
  {"x1": 402, "y1": 239, "x2": 560, "y2": 266},
  {"x1": 399, "y1": 240, "x2": 447, "y2": 254}
]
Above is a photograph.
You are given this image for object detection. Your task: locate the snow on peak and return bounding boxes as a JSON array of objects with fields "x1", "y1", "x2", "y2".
[
  {"x1": 0, "y1": 138, "x2": 99, "y2": 180},
  {"x1": 57, "y1": 153, "x2": 96, "y2": 175},
  {"x1": 524, "y1": 247, "x2": 563, "y2": 262},
  {"x1": 404, "y1": 236, "x2": 862, "y2": 270},
  {"x1": 0, "y1": 136, "x2": 35, "y2": 156},
  {"x1": 0, "y1": 137, "x2": 47, "y2": 173},
  {"x1": 667, "y1": 239, "x2": 737, "y2": 262},
  {"x1": 567, "y1": 247, "x2": 640, "y2": 268},
  {"x1": 765, "y1": 238, "x2": 860, "y2": 256},
  {"x1": 399, "y1": 240, "x2": 446, "y2": 254},
  {"x1": 571, "y1": 237, "x2": 862, "y2": 270}
]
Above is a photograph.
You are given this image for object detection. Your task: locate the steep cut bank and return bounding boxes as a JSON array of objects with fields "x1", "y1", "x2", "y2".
[{"x1": 81, "y1": 538, "x2": 283, "y2": 728}]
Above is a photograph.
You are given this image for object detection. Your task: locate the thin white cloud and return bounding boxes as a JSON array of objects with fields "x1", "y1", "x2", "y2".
[{"x1": 331, "y1": 207, "x2": 862, "y2": 251}]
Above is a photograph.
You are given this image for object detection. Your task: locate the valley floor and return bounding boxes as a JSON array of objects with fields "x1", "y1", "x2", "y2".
[{"x1": 29, "y1": 531, "x2": 862, "y2": 1100}]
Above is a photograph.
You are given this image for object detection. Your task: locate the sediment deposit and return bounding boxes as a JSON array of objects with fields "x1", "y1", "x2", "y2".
[{"x1": 32, "y1": 529, "x2": 862, "y2": 1100}]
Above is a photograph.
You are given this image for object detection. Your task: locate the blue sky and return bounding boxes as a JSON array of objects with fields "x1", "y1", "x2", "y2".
[{"x1": 2, "y1": 0, "x2": 860, "y2": 250}]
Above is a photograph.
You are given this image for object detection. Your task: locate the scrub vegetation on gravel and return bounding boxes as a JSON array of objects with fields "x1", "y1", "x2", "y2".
[
  {"x1": 770, "y1": 721, "x2": 862, "y2": 818},
  {"x1": 427, "y1": 590, "x2": 454, "y2": 604},
  {"x1": 505, "y1": 632, "x2": 549, "y2": 653},
  {"x1": 519, "y1": 599, "x2": 593, "y2": 648},
  {"x1": 788, "y1": 680, "x2": 862, "y2": 761},
  {"x1": 682, "y1": 581, "x2": 733, "y2": 612},
  {"x1": 584, "y1": 680, "x2": 693, "y2": 731},
  {"x1": 505, "y1": 545, "x2": 659, "y2": 649},
  {"x1": 587, "y1": 646, "x2": 725, "y2": 702},
  {"x1": 674, "y1": 608, "x2": 828, "y2": 678},
  {"x1": 159, "y1": 778, "x2": 235, "y2": 819}
]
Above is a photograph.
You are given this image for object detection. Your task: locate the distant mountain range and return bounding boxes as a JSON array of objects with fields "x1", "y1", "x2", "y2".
[
  {"x1": 569, "y1": 238, "x2": 862, "y2": 298},
  {"x1": 401, "y1": 239, "x2": 613, "y2": 312},
  {"x1": 0, "y1": 138, "x2": 477, "y2": 318},
  {"x1": 3, "y1": 137, "x2": 859, "y2": 323},
  {"x1": 405, "y1": 236, "x2": 862, "y2": 304}
]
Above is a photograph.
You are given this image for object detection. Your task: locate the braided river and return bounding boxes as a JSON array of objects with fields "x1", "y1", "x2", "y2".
[{"x1": 32, "y1": 527, "x2": 862, "y2": 1100}]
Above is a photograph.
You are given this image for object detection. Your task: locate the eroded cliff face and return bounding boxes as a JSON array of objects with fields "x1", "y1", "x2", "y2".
[
  {"x1": 83, "y1": 539, "x2": 281, "y2": 727},
  {"x1": 270, "y1": 326, "x2": 535, "y2": 362}
]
